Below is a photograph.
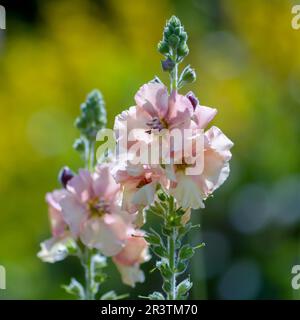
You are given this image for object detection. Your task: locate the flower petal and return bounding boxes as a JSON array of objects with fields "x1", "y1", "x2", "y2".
[
  {"x1": 80, "y1": 214, "x2": 128, "y2": 256},
  {"x1": 135, "y1": 82, "x2": 169, "y2": 119}
]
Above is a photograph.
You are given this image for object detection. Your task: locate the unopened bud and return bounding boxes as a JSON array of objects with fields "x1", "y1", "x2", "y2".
[
  {"x1": 58, "y1": 166, "x2": 74, "y2": 188},
  {"x1": 161, "y1": 58, "x2": 175, "y2": 72},
  {"x1": 178, "y1": 65, "x2": 196, "y2": 88},
  {"x1": 186, "y1": 92, "x2": 199, "y2": 110}
]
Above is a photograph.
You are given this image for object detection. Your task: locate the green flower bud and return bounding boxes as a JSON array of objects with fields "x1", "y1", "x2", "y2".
[
  {"x1": 158, "y1": 41, "x2": 169, "y2": 55},
  {"x1": 74, "y1": 89, "x2": 107, "y2": 141},
  {"x1": 158, "y1": 16, "x2": 189, "y2": 61},
  {"x1": 178, "y1": 65, "x2": 196, "y2": 88},
  {"x1": 73, "y1": 138, "x2": 85, "y2": 153},
  {"x1": 168, "y1": 34, "x2": 180, "y2": 49}
]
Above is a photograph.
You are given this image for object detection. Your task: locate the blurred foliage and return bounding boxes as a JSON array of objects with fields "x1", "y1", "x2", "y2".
[{"x1": 0, "y1": 0, "x2": 300, "y2": 299}]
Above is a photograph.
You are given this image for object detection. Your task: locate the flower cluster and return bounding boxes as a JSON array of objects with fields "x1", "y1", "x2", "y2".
[
  {"x1": 38, "y1": 16, "x2": 233, "y2": 300},
  {"x1": 114, "y1": 81, "x2": 233, "y2": 212},
  {"x1": 38, "y1": 164, "x2": 149, "y2": 288}
]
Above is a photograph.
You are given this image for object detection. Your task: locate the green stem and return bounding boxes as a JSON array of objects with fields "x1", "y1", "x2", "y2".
[
  {"x1": 167, "y1": 196, "x2": 177, "y2": 300},
  {"x1": 87, "y1": 140, "x2": 95, "y2": 171},
  {"x1": 83, "y1": 248, "x2": 94, "y2": 300},
  {"x1": 168, "y1": 227, "x2": 177, "y2": 299},
  {"x1": 170, "y1": 63, "x2": 178, "y2": 91}
]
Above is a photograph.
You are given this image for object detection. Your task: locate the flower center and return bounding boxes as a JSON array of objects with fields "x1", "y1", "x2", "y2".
[
  {"x1": 136, "y1": 177, "x2": 152, "y2": 188},
  {"x1": 146, "y1": 117, "x2": 167, "y2": 133},
  {"x1": 89, "y1": 198, "x2": 110, "y2": 217}
]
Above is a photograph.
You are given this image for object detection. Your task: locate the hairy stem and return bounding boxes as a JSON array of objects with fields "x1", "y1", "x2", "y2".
[
  {"x1": 167, "y1": 196, "x2": 177, "y2": 300},
  {"x1": 83, "y1": 248, "x2": 94, "y2": 300}
]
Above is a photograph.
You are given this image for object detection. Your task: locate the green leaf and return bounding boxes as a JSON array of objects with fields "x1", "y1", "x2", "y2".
[
  {"x1": 176, "y1": 261, "x2": 188, "y2": 274},
  {"x1": 162, "y1": 280, "x2": 171, "y2": 294},
  {"x1": 158, "y1": 262, "x2": 173, "y2": 279},
  {"x1": 148, "y1": 292, "x2": 165, "y2": 300},
  {"x1": 179, "y1": 245, "x2": 195, "y2": 260},
  {"x1": 100, "y1": 290, "x2": 129, "y2": 300},
  {"x1": 152, "y1": 246, "x2": 168, "y2": 258},
  {"x1": 177, "y1": 279, "x2": 193, "y2": 298},
  {"x1": 146, "y1": 232, "x2": 164, "y2": 247},
  {"x1": 62, "y1": 278, "x2": 85, "y2": 300}
]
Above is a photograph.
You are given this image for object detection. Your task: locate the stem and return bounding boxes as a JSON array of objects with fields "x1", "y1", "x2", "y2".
[
  {"x1": 167, "y1": 195, "x2": 177, "y2": 300},
  {"x1": 170, "y1": 51, "x2": 178, "y2": 91},
  {"x1": 83, "y1": 248, "x2": 94, "y2": 300},
  {"x1": 82, "y1": 139, "x2": 96, "y2": 300},
  {"x1": 170, "y1": 63, "x2": 178, "y2": 91},
  {"x1": 87, "y1": 140, "x2": 95, "y2": 171},
  {"x1": 168, "y1": 227, "x2": 177, "y2": 299}
]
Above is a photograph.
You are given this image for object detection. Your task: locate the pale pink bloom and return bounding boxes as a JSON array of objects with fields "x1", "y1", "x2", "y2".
[
  {"x1": 46, "y1": 190, "x2": 68, "y2": 238},
  {"x1": 59, "y1": 164, "x2": 132, "y2": 256},
  {"x1": 114, "y1": 82, "x2": 194, "y2": 153},
  {"x1": 113, "y1": 231, "x2": 150, "y2": 287},
  {"x1": 38, "y1": 233, "x2": 76, "y2": 263},
  {"x1": 38, "y1": 190, "x2": 77, "y2": 263},
  {"x1": 113, "y1": 162, "x2": 167, "y2": 215},
  {"x1": 187, "y1": 91, "x2": 218, "y2": 130},
  {"x1": 170, "y1": 126, "x2": 233, "y2": 209}
]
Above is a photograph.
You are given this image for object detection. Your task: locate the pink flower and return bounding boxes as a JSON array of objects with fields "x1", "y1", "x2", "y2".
[
  {"x1": 112, "y1": 231, "x2": 150, "y2": 287},
  {"x1": 59, "y1": 164, "x2": 132, "y2": 256},
  {"x1": 38, "y1": 190, "x2": 76, "y2": 263},
  {"x1": 170, "y1": 126, "x2": 234, "y2": 209},
  {"x1": 114, "y1": 82, "x2": 194, "y2": 153},
  {"x1": 46, "y1": 190, "x2": 68, "y2": 238},
  {"x1": 113, "y1": 162, "x2": 167, "y2": 215}
]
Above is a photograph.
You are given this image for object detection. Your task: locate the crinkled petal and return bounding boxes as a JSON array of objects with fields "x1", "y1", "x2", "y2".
[
  {"x1": 135, "y1": 82, "x2": 169, "y2": 119},
  {"x1": 193, "y1": 105, "x2": 217, "y2": 129},
  {"x1": 67, "y1": 169, "x2": 94, "y2": 202},
  {"x1": 166, "y1": 91, "x2": 193, "y2": 129},
  {"x1": 80, "y1": 215, "x2": 128, "y2": 256},
  {"x1": 37, "y1": 235, "x2": 76, "y2": 263},
  {"x1": 46, "y1": 190, "x2": 68, "y2": 237},
  {"x1": 114, "y1": 263, "x2": 145, "y2": 287},
  {"x1": 113, "y1": 233, "x2": 149, "y2": 266},
  {"x1": 93, "y1": 164, "x2": 120, "y2": 199},
  {"x1": 60, "y1": 193, "x2": 87, "y2": 237},
  {"x1": 171, "y1": 172, "x2": 205, "y2": 209}
]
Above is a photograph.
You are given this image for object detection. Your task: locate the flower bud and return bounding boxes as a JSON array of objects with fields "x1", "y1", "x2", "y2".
[
  {"x1": 158, "y1": 41, "x2": 169, "y2": 55},
  {"x1": 73, "y1": 138, "x2": 85, "y2": 153},
  {"x1": 186, "y1": 92, "x2": 199, "y2": 110},
  {"x1": 178, "y1": 65, "x2": 196, "y2": 88},
  {"x1": 58, "y1": 166, "x2": 74, "y2": 188},
  {"x1": 157, "y1": 16, "x2": 189, "y2": 61},
  {"x1": 161, "y1": 58, "x2": 175, "y2": 72}
]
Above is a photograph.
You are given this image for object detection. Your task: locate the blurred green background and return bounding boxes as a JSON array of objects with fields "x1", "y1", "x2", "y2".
[{"x1": 1, "y1": 0, "x2": 300, "y2": 299}]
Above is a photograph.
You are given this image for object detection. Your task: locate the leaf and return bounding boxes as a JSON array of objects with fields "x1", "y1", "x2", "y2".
[
  {"x1": 158, "y1": 262, "x2": 173, "y2": 279},
  {"x1": 179, "y1": 245, "x2": 195, "y2": 260},
  {"x1": 148, "y1": 292, "x2": 165, "y2": 300},
  {"x1": 152, "y1": 246, "x2": 168, "y2": 258},
  {"x1": 176, "y1": 261, "x2": 188, "y2": 274},
  {"x1": 177, "y1": 278, "x2": 193, "y2": 298},
  {"x1": 100, "y1": 290, "x2": 129, "y2": 300},
  {"x1": 162, "y1": 280, "x2": 171, "y2": 294},
  {"x1": 62, "y1": 278, "x2": 85, "y2": 300}
]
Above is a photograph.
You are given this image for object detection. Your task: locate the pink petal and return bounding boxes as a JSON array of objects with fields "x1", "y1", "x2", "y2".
[
  {"x1": 67, "y1": 169, "x2": 94, "y2": 202},
  {"x1": 166, "y1": 91, "x2": 193, "y2": 129},
  {"x1": 135, "y1": 82, "x2": 169, "y2": 119},
  {"x1": 80, "y1": 214, "x2": 128, "y2": 256},
  {"x1": 59, "y1": 193, "x2": 87, "y2": 237},
  {"x1": 193, "y1": 105, "x2": 217, "y2": 129},
  {"x1": 93, "y1": 164, "x2": 120, "y2": 199}
]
